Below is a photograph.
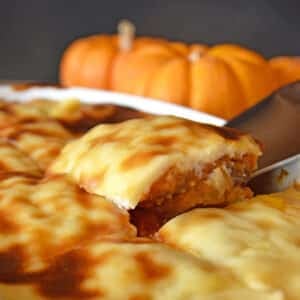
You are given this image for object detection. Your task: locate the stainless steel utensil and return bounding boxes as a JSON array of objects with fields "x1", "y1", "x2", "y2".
[
  {"x1": 226, "y1": 82, "x2": 300, "y2": 193},
  {"x1": 248, "y1": 153, "x2": 300, "y2": 194},
  {"x1": 227, "y1": 81, "x2": 300, "y2": 168}
]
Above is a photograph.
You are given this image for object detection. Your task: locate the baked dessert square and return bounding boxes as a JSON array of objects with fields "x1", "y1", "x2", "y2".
[{"x1": 49, "y1": 116, "x2": 262, "y2": 235}]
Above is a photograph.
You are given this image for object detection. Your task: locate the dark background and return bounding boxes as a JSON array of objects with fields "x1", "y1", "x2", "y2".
[{"x1": 1, "y1": 0, "x2": 300, "y2": 81}]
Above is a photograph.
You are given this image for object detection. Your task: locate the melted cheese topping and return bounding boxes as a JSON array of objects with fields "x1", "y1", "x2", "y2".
[
  {"x1": 49, "y1": 116, "x2": 261, "y2": 209},
  {"x1": 0, "y1": 140, "x2": 41, "y2": 176},
  {"x1": 0, "y1": 98, "x2": 85, "y2": 123},
  {"x1": 0, "y1": 120, "x2": 73, "y2": 169},
  {"x1": 0, "y1": 174, "x2": 136, "y2": 274},
  {"x1": 0, "y1": 99, "x2": 147, "y2": 170},
  {"x1": 0, "y1": 99, "x2": 49, "y2": 125},
  {"x1": 158, "y1": 186, "x2": 300, "y2": 299},
  {"x1": 0, "y1": 99, "x2": 147, "y2": 134},
  {"x1": 0, "y1": 240, "x2": 282, "y2": 300}
]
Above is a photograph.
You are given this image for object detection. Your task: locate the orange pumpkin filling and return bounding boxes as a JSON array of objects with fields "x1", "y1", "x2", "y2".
[{"x1": 130, "y1": 154, "x2": 256, "y2": 236}]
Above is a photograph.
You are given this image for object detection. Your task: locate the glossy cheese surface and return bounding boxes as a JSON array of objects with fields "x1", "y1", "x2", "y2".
[
  {"x1": 158, "y1": 186, "x2": 300, "y2": 299},
  {"x1": 0, "y1": 174, "x2": 136, "y2": 274},
  {"x1": 0, "y1": 239, "x2": 282, "y2": 300},
  {"x1": 0, "y1": 140, "x2": 41, "y2": 176}
]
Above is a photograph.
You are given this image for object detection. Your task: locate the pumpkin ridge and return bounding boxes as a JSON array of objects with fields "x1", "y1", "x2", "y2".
[
  {"x1": 99, "y1": 36, "x2": 120, "y2": 89},
  {"x1": 106, "y1": 38, "x2": 121, "y2": 90},
  {"x1": 219, "y1": 58, "x2": 248, "y2": 117},
  {"x1": 82, "y1": 42, "x2": 97, "y2": 86},
  {"x1": 219, "y1": 55, "x2": 277, "y2": 107},
  {"x1": 186, "y1": 45, "x2": 209, "y2": 108},
  {"x1": 164, "y1": 41, "x2": 187, "y2": 56},
  {"x1": 144, "y1": 56, "x2": 176, "y2": 98},
  {"x1": 187, "y1": 52, "x2": 193, "y2": 107},
  {"x1": 208, "y1": 44, "x2": 266, "y2": 65},
  {"x1": 106, "y1": 52, "x2": 119, "y2": 90},
  {"x1": 72, "y1": 38, "x2": 93, "y2": 86},
  {"x1": 190, "y1": 56, "x2": 247, "y2": 119},
  {"x1": 82, "y1": 41, "x2": 106, "y2": 88}
]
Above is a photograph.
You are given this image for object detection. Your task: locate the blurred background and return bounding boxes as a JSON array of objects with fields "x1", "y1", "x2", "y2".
[{"x1": 1, "y1": 0, "x2": 300, "y2": 81}]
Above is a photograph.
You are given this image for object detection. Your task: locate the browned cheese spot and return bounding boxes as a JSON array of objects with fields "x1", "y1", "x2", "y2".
[
  {"x1": 58, "y1": 105, "x2": 147, "y2": 134},
  {"x1": 46, "y1": 145, "x2": 64, "y2": 157},
  {"x1": 37, "y1": 250, "x2": 101, "y2": 299},
  {"x1": 0, "y1": 173, "x2": 39, "y2": 184},
  {"x1": 0, "y1": 160, "x2": 9, "y2": 172},
  {"x1": 121, "y1": 150, "x2": 169, "y2": 172},
  {"x1": 201, "y1": 123, "x2": 245, "y2": 140},
  {"x1": 134, "y1": 251, "x2": 171, "y2": 282},
  {"x1": 155, "y1": 117, "x2": 244, "y2": 141},
  {"x1": 104, "y1": 106, "x2": 147, "y2": 123},
  {"x1": 227, "y1": 202, "x2": 252, "y2": 213},
  {"x1": 295, "y1": 239, "x2": 300, "y2": 247},
  {"x1": 153, "y1": 119, "x2": 186, "y2": 130},
  {"x1": 255, "y1": 220, "x2": 276, "y2": 230},
  {"x1": 0, "y1": 247, "x2": 105, "y2": 298},
  {"x1": 0, "y1": 123, "x2": 71, "y2": 142},
  {"x1": 129, "y1": 294, "x2": 152, "y2": 300},
  {"x1": 59, "y1": 105, "x2": 116, "y2": 134},
  {"x1": 144, "y1": 136, "x2": 178, "y2": 147},
  {"x1": 88, "y1": 129, "x2": 127, "y2": 148},
  {"x1": 0, "y1": 212, "x2": 19, "y2": 234},
  {"x1": 0, "y1": 246, "x2": 26, "y2": 283}
]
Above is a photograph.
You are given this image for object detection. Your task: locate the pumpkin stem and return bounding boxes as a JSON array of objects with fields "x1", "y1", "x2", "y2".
[
  {"x1": 188, "y1": 49, "x2": 202, "y2": 62},
  {"x1": 118, "y1": 19, "x2": 135, "y2": 51}
]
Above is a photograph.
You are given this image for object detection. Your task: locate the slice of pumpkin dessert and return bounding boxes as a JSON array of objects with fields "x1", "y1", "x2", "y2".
[{"x1": 49, "y1": 115, "x2": 262, "y2": 235}]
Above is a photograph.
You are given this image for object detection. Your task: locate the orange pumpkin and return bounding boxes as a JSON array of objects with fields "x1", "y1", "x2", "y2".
[
  {"x1": 60, "y1": 21, "x2": 279, "y2": 119},
  {"x1": 269, "y1": 56, "x2": 300, "y2": 87},
  {"x1": 60, "y1": 35, "x2": 118, "y2": 89},
  {"x1": 60, "y1": 20, "x2": 135, "y2": 89}
]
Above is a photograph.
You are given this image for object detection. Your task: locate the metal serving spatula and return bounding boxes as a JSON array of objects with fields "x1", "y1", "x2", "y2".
[
  {"x1": 226, "y1": 82, "x2": 300, "y2": 194},
  {"x1": 248, "y1": 153, "x2": 300, "y2": 194}
]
